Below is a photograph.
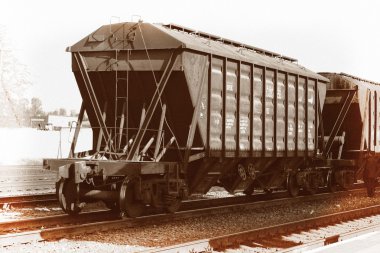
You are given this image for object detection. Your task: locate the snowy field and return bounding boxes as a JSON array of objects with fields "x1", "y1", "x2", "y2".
[{"x1": 0, "y1": 128, "x2": 92, "y2": 165}]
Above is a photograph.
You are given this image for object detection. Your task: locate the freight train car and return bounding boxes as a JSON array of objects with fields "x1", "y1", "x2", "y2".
[
  {"x1": 43, "y1": 22, "x2": 378, "y2": 217},
  {"x1": 319, "y1": 73, "x2": 380, "y2": 195}
]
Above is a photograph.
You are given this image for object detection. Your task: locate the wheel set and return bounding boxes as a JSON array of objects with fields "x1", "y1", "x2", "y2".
[{"x1": 57, "y1": 176, "x2": 183, "y2": 218}]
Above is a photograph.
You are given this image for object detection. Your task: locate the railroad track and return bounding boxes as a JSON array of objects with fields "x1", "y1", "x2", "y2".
[
  {"x1": 0, "y1": 187, "x2": 367, "y2": 246},
  {"x1": 0, "y1": 194, "x2": 57, "y2": 208},
  {"x1": 153, "y1": 199, "x2": 380, "y2": 252},
  {"x1": 0, "y1": 165, "x2": 56, "y2": 196},
  {"x1": 0, "y1": 165, "x2": 53, "y2": 176},
  {"x1": 0, "y1": 183, "x2": 361, "y2": 210},
  {"x1": 0, "y1": 181, "x2": 55, "y2": 195},
  {"x1": 0, "y1": 175, "x2": 56, "y2": 183}
]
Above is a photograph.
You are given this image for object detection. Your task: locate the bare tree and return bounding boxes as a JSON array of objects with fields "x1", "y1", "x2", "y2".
[
  {"x1": 30, "y1": 97, "x2": 44, "y2": 117},
  {"x1": 0, "y1": 26, "x2": 32, "y2": 127},
  {"x1": 59, "y1": 108, "x2": 67, "y2": 116},
  {"x1": 70, "y1": 109, "x2": 77, "y2": 117}
]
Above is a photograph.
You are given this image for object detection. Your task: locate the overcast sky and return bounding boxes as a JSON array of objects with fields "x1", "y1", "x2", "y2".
[{"x1": 1, "y1": 0, "x2": 379, "y2": 112}]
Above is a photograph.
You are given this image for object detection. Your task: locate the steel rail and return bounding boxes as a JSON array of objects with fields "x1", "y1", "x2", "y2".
[
  {"x1": 278, "y1": 222, "x2": 380, "y2": 252},
  {"x1": 0, "y1": 175, "x2": 56, "y2": 182},
  {"x1": 0, "y1": 190, "x2": 349, "y2": 233},
  {"x1": 0, "y1": 183, "x2": 55, "y2": 195},
  {"x1": 148, "y1": 200, "x2": 380, "y2": 252},
  {"x1": 0, "y1": 187, "x2": 367, "y2": 246},
  {"x1": 0, "y1": 181, "x2": 55, "y2": 187},
  {"x1": 0, "y1": 194, "x2": 57, "y2": 208},
  {"x1": 0, "y1": 210, "x2": 114, "y2": 233},
  {"x1": 0, "y1": 192, "x2": 288, "y2": 234}
]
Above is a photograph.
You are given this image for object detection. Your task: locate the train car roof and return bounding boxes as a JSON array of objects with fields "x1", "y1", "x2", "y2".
[
  {"x1": 68, "y1": 22, "x2": 328, "y2": 82},
  {"x1": 320, "y1": 72, "x2": 380, "y2": 91}
]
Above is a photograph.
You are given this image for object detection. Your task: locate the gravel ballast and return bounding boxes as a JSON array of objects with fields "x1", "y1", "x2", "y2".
[{"x1": 3, "y1": 191, "x2": 380, "y2": 252}]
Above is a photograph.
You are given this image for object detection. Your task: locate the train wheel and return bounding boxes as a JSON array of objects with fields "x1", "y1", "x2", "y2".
[
  {"x1": 119, "y1": 177, "x2": 145, "y2": 218},
  {"x1": 243, "y1": 184, "x2": 254, "y2": 195},
  {"x1": 305, "y1": 187, "x2": 317, "y2": 195},
  {"x1": 57, "y1": 178, "x2": 82, "y2": 215},
  {"x1": 164, "y1": 195, "x2": 182, "y2": 213},
  {"x1": 264, "y1": 188, "x2": 273, "y2": 194},
  {"x1": 366, "y1": 178, "x2": 376, "y2": 197},
  {"x1": 327, "y1": 171, "x2": 337, "y2": 193},
  {"x1": 103, "y1": 201, "x2": 119, "y2": 212},
  {"x1": 287, "y1": 173, "x2": 299, "y2": 197}
]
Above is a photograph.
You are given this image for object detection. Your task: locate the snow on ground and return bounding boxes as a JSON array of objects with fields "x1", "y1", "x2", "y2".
[
  {"x1": 3, "y1": 240, "x2": 152, "y2": 253},
  {"x1": 0, "y1": 128, "x2": 92, "y2": 165}
]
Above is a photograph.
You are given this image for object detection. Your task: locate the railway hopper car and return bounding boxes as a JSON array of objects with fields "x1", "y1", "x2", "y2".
[
  {"x1": 43, "y1": 22, "x2": 376, "y2": 217},
  {"x1": 319, "y1": 73, "x2": 380, "y2": 192}
]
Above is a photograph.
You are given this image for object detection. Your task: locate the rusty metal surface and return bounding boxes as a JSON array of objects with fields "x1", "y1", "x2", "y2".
[
  {"x1": 157, "y1": 24, "x2": 327, "y2": 81},
  {"x1": 66, "y1": 22, "x2": 328, "y2": 159},
  {"x1": 68, "y1": 22, "x2": 328, "y2": 82},
  {"x1": 164, "y1": 23, "x2": 297, "y2": 61}
]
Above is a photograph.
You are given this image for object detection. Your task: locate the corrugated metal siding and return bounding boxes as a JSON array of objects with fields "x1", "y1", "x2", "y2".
[
  {"x1": 253, "y1": 67, "x2": 263, "y2": 150},
  {"x1": 307, "y1": 79, "x2": 316, "y2": 151},
  {"x1": 210, "y1": 58, "x2": 223, "y2": 150},
  {"x1": 277, "y1": 73, "x2": 286, "y2": 151},
  {"x1": 225, "y1": 61, "x2": 237, "y2": 150},
  {"x1": 298, "y1": 77, "x2": 306, "y2": 151},
  {"x1": 265, "y1": 70, "x2": 275, "y2": 151},
  {"x1": 155, "y1": 24, "x2": 328, "y2": 82},
  {"x1": 239, "y1": 64, "x2": 251, "y2": 151},
  {"x1": 288, "y1": 75, "x2": 296, "y2": 151}
]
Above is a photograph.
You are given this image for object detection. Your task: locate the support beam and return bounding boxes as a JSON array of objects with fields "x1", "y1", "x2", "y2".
[
  {"x1": 236, "y1": 61, "x2": 241, "y2": 157},
  {"x1": 305, "y1": 77, "x2": 308, "y2": 157},
  {"x1": 133, "y1": 105, "x2": 146, "y2": 159},
  {"x1": 154, "y1": 104, "x2": 167, "y2": 159},
  {"x1": 73, "y1": 52, "x2": 112, "y2": 151},
  {"x1": 69, "y1": 102, "x2": 85, "y2": 158},
  {"x1": 295, "y1": 75, "x2": 299, "y2": 156},
  {"x1": 375, "y1": 91, "x2": 377, "y2": 148},
  {"x1": 222, "y1": 58, "x2": 227, "y2": 158},
  {"x1": 314, "y1": 80, "x2": 318, "y2": 156},
  {"x1": 262, "y1": 67, "x2": 266, "y2": 155},
  {"x1": 126, "y1": 51, "x2": 178, "y2": 160},
  {"x1": 96, "y1": 102, "x2": 108, "y2": 153},
  {"x1": 249, "y1": 64, "x2": 254, "y2": 156},
  {"x1": 360, "y1": 90, "x2": 370, "y2": 152},
  {"x1": 206, "y1": 54, "x2": 212, "y2": 155},
  {"x1": 317, "y1": 92, "x2": 324, "y2": 153},
  {"x1": 284, "y1": 73, "x2": 289, "y2": 157},
  {"x1": 323, "y1": 88, "x2": 357, "y2": 157},
  {"x1": 117, "y1": 101, "x2": 127, "y2": 151},
  {"x1": 273, "y1": 70, "x2": 278, "y2": 156},
  {"x1": 369, "y1": 91, "x2": 372, "y2": 152}
]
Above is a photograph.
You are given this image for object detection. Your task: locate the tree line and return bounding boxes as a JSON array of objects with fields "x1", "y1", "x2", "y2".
[
  {"x1": 0, "y1": 96, "x2": 78, "y2": 127},
  {"x1": 0, "y1": 28, "x2": 77, "y2": 127}
]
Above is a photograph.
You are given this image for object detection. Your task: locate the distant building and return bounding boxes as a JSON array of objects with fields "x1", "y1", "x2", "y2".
[
  {"x1": 30, "y1": 117, "x2": 48, "y2": 129},
  {"x1": 48, "y1": 115, "x2": 77, "y2": 130}
]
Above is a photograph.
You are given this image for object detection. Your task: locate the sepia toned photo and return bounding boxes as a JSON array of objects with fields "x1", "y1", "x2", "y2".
[{"x1": 0, "y1": 1, "x2": 379, "y2": 252}]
